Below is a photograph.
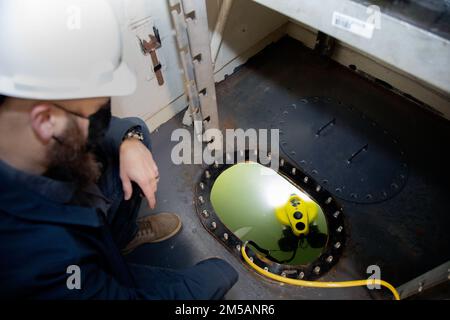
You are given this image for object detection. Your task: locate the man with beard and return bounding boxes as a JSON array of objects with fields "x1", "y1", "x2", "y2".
[{"x1": 0, "y1": 0, "x2": 237, "y2": 299}]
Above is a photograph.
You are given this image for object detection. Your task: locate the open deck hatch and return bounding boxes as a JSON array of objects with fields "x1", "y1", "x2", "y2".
[{"x1": 195, "y1": 151, "x2": 346, "y2": 280}]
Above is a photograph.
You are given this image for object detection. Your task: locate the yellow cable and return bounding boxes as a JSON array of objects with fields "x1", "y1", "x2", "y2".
[{"x1": 241, "y1": 241, "x2": 400, "y2": 300}]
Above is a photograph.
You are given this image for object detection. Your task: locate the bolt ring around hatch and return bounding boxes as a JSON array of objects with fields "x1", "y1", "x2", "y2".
[{"x1": 194, "y1": 150, "x2": 347, "y2": 281}]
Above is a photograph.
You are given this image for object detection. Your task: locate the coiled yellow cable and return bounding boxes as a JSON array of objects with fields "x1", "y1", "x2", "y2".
[{"x1": 241, "y1": 241, "x2": 400, "y2": 300}]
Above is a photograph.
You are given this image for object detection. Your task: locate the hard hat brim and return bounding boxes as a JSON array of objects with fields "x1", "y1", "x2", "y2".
[{"x1": 0, "y1": 62, "x2": 137, "y2": 101}]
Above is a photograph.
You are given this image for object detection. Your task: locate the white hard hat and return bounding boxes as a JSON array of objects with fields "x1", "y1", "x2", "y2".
[{"x1": 0, "y1": 0, "x2": 136, "y2": 100}]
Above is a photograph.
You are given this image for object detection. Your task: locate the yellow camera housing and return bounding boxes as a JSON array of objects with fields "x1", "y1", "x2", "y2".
[{"x1": 275, "y1": 194, "x2": 319, "y2": 236}]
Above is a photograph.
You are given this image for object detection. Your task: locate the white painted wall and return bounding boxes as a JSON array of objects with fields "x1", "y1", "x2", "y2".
[
  {"x1": 109, "y1": 0, "x2": 288, "y2": 131},
  {"x1": 109, "y1": 0, "x2": 449, "y2": 127},
  {"x1": 109, "y1": 0, "x2": 186, "y2": 131},
  {"x1": 210, "y1": 0, "x2": 287, "y2": 80}
]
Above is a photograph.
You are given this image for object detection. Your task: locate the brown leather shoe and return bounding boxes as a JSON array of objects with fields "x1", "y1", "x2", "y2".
[{"x1": 122, "y1": 212, "x2": 182, "y2": 255}]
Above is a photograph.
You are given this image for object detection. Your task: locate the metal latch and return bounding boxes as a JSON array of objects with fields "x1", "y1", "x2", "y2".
[{"x1": 138, "y1": 26, "x2": 164, "y2": 86}]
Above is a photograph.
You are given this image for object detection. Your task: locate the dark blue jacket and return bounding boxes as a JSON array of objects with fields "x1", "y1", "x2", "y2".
[
  {"x1": 0, "y1": 117, "x2": 163, "y2": 299},
  {"x1": 0, "y1": 116, "x2": 238, "y2": 300}
]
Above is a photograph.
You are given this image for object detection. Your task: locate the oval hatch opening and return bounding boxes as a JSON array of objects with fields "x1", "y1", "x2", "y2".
[{"x1": 210, "y1": 162, "x2": 329, "y2": 266}]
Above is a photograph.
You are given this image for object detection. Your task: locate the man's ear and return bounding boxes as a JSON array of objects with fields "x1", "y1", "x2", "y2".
[{"x1": 29, "y1": 104, "x2": 55, "y2": 144}]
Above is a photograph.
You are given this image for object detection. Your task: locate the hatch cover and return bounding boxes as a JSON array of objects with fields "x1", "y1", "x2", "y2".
[{"x1": 275, "y1": 97, "x2": 408, "y2": 204}]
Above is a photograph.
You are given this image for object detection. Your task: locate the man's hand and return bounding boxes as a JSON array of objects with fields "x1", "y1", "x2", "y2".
[{"x1": 119, "y1": 138, "x2": 159, "y2": 209}]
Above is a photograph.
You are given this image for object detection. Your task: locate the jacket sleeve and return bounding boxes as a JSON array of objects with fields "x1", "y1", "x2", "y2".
[
  {"x1": 102, "y1": 116, "x2": 152, "y2": 158},
  {"x1": 67, "y1": 262, "x2": 160, "y2": 300},
  {"x1": 36, "y1": 262, "x2": 161, "y2": 300},
  {"x1": 55, "y1": 258, "x2": 237, "y2": 300},
  {"x1": 9, "y1": 234, "x2": 161, "y2": 300}
]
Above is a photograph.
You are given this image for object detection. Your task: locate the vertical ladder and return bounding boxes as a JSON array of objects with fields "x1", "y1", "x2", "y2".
[{"x1": 168, "y1": 0, "x2": 221, "y2": 152}]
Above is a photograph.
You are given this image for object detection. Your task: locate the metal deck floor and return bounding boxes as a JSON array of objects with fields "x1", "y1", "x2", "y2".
[{"x1": 125, "y1": 36, "x2": 450, "y2": 300}]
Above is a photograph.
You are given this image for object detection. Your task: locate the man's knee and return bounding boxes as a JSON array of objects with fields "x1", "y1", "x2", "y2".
[{"x1": 184, "y1": 258, "x2": 239, "y2": 300}]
